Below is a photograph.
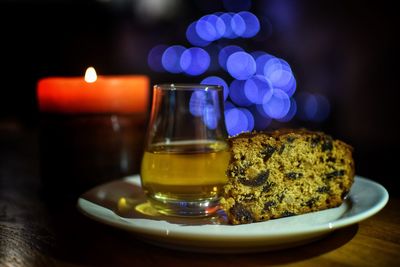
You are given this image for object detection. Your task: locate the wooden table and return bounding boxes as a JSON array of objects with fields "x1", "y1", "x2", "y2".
[{"x1": 1, "y1": 121, "x2": 399, "y2": 267}]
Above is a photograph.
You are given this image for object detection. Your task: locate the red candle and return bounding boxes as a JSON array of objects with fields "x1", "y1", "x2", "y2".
[
  {"x1": 37, "y1": 67, "x2": 150, "y2": 114},
  {"x1": 37, "y1": 68, "x2": 150, "y2": 196}
]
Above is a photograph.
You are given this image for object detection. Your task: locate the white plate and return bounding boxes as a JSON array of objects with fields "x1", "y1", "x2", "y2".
[{"x1": 77, "y1": 175, "x2": 388, "y2": 253}]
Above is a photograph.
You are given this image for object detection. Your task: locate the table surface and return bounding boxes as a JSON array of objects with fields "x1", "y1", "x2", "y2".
[{"x1": 1, "y1": 122, "x2": 399, "y2": 267}]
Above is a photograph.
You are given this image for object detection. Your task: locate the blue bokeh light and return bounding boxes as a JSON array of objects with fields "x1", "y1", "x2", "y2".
[
  {"x1": 190, "y1": 90, "x2": 222, "y2": 130},
  {"x1": 314, "y1": 94, "x2": 330, "y2": 122},
  {"x1": 263, "y1": 58, "x2": 296, "y2": 96},
  {"x1": 277, "y1": 98, "x2": 297, "y2": 122},
  {"x1": 205, "y1": 14, "x2": 226, "y2": 39},
  {"x1": 196, "y1": 14, "x2": 226, "y2": 42},
  {"x1": 249, "y1": 105, "x2": 272, "y2": 130},
  {"x1": 218, "y1": 45, "x2": 243, "y2": 70},
  {"x1": 224, "y1": 100, "x2": 235, "y2": 110},
  {"x1": 189, "y1": 91, "x2": 206, "y2": 117},
  {"x1": 251, "y1": 51, "x2": 267, "y2": 60},
  {"x1": 264, "y1": 58, "x2": 285, "y2": 76},
  {"x1": 270, "y1": 69, "x2": 293, "y2": 88},
  {"x1": 232, "y1": 12, "x2": 260, "y2": 38},
  {"x1": 265, "y1": 59, "x2": 293, "y2": 86},
  {"x1": 229, "y1": 79, "x2": 252, "y2": 106},
  {"x1": 279, "y1": 74, "x2": 297, "y2": 97},
  {"x1": 264, "y1": 58, "x2": 287, "y2": 74},
  {"x1": 151, "y1": 9, "x2": 301, "y2": 131},
  {"x1": 219, "y1": 13, "x2": 238, "y2": 39},
  {"x1": 225, "y1": 108, "x2": 249, "y2": 136},
  {"x1": 239, "y1": 107, "x2": 255, "y2": 131},
  {"x1": 201, "y1": 76, "x2": 229, "y2": 101},
  {"x1": 244, "y1": 75, "x2": 274, "y2": 104},
  {"x1": 254, "y1": 53, "x2": 276, "y2": 75},
  {"x1": 180, "y1": 47, "x2": 210, "y2": 76},
  {"x1": 147, "y1": 45, "x2": 168, "y2": 72},
  {"x1": 227, "y1": 51, "x2": 256, "y2": 80},
  {"x1": 186, "y1": 22, "x2": 211, "y2": 47},
  {"x1": 230, "y1": 12, "x2": 246, "y2": 37},
  {"x1": 223, "y1": 0, "x2": 251, "y2": 12},
  {"x1": 202, "y1": 103, "x2": 219, "y2": 130},
  {"x1": 161, "y1": 45, "x2": 186, "y2": 73},
  {"x1": 305, "y1": 95, "x2": 318, "y2": 120},
  {"x1": 261, "y1": 89, "x2": 291, "y2": 119},
  {"x1": 296, "y1": 93, "x2": 330, "y2": 122}
]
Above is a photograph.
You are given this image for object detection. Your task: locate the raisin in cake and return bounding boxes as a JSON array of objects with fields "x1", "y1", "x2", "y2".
[{"x1": 220, "y1": 129, "x2": 355, "y2": 225}]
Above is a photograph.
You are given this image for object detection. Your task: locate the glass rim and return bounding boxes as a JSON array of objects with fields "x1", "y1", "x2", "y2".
[{"x1": 154, "y1": 83, "x2": 223, "y2": 91}]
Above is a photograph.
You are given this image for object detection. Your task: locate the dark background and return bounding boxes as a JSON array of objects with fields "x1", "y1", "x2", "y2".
[{"x1": 0, "y1": 0, "x2": 398, "y2": 194}]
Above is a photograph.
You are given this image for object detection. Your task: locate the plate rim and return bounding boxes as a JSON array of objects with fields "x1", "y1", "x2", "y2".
[{"x1": 77, "y1": 175, "x2": 389, "y2": 240}]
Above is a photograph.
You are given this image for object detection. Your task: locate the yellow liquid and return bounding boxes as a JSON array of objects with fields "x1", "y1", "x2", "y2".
[{"x1": 141, "y1": 140, "x2": 230, "y2": 202}]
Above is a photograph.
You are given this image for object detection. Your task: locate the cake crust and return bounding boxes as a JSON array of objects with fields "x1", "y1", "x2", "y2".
[{"x1": 221, "y1": 129, "x2": 355, "y2": 225}]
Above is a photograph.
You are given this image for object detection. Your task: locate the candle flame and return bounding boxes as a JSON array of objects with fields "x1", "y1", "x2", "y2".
[{"x1": 84, "y1": 67, "x2": 97, "y2": 83}]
